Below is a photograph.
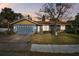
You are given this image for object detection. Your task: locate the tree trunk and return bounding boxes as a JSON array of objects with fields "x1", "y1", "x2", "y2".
[
  {"x1": 75, "y1": 28, "x2": 77, "y2": 34},
  {"x1": 40, "y1": 25, "x2": 43, "y2": 34},
  {"x1": 10, "y1": 24, "x2": 13, "y2": 32},
  {"x1": 54, "y1": 19, "x2": 58, "y2": 36},
  {"x1": 54, "y1": 25, "x2": 58, "y2": 36},
  {"x1": 8, "y1": 22, "x2": 10, "y2": 31}
]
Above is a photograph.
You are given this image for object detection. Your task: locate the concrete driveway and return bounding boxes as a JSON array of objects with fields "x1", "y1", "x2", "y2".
[{"x1": 0, "y1": 34, "x2": 32, "y2": 55}]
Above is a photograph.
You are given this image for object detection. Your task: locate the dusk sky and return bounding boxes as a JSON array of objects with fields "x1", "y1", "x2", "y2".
[
  {"x1": 0, "y1": 3, "x2": 79, "y2": 19},
  {"x1": 0, "y1": 3, "x2": 44, "y2": 17}
]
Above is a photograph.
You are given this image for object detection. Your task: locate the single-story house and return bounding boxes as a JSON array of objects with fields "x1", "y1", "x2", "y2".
[{"x1": 11, "y1": 19, "x2": 68, "y2": 34}]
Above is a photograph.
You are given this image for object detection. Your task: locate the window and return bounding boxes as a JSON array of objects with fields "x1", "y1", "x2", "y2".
[{"x1": 43, "y1": 25, "x2": 49, "y2": 31}]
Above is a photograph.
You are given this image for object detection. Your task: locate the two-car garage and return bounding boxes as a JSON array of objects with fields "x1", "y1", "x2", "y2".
[{"x1": 12, "y1": 19, "x2": 36, "y2": 35}]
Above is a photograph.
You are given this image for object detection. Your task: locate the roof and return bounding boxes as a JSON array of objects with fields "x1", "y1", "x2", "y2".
[
  {"x1": 35, "y1": 20, "x2": 68, "y2": 25},
  {"x1": 10, "y1": 19, "x2": 68, "y2": 25},
  {"x1": 10, "y1": 19, "x2": 39, "y2": 25}
]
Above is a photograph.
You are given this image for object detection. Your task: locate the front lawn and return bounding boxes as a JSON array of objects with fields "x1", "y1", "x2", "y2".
[{"x1": 32, "y1": 32, "x2": 79, "y2": 44}]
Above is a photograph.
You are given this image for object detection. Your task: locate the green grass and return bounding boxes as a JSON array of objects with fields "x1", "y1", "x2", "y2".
[{"x1": 32, "y1": 32, "x2": 79, "y2": 44}]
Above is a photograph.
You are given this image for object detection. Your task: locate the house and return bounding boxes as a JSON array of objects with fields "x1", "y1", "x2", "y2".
[{"x1": 11, "y1": 19, "x2": 68, "y2": 34}]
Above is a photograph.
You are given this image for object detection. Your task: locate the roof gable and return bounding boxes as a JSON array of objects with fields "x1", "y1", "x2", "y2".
[
  {"x1": 10, "y1": 19, "x2": 38, "y2": 25},
  {"x1": 16, "y1": 20, "x2": 34, "y2": 24}
]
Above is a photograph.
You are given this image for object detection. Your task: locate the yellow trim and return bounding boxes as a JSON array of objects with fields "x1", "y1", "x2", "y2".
[{"x1": 16, "y1": 20, "x2": 34, "y2": 24}]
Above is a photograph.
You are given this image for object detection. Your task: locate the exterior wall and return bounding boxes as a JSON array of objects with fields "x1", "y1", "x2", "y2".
[
  {"x1": 42, "y1": 25, "x2": 50, "y2": 31},
  {"x1": 36, "y1": 25, "x2": 66, "y2": 33},
  {"x1": 33, "y1": 26, "x2": 37, "y2": 33},
  {"x1": 13, "y1": 25, "x2": 17, "y2": 32},
  {"x1": 60, "y1": 25, "x2": 66, "y2": 31},
  {"x1": 37, "y1": 25, "x2": 50, "y2": 33},
  {"x1": 13, "y1": 24, "x2": 66, "y2": 34},
  {"x1": 50, "y1": 25, "x2": 60, "y2": 32},
  {"x1": 37, "y1": 26, "x2": 40, "y2": 32}
]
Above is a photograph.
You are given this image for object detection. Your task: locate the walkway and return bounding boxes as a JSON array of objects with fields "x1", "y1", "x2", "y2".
[{"x1": 31, "y1": 44, "x2": 79, "y2": 53}]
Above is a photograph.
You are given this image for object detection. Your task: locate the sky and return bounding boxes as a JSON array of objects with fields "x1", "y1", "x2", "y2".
[
  {"x1": 0, "y1": 3, "x2": 79, "y2": 20},
  {"x1": 0, "y1": 3, "x2": 44, "y2": 17}
]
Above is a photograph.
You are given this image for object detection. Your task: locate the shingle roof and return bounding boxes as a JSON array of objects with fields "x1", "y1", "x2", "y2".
[
  {"x1": 35, "y1": 20, "x2": 68, "y2": 25},
  {"x1": 10, "y1": 19, "x2": 68, "y2": 25},
  {"x1": 10, "y1": 19, "x2": 39, "y2": 25}
]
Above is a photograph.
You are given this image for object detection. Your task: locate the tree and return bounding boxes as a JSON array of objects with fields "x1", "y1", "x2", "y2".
[
  {"x1": 0, "y1": 7, "x2": 23, "y2": 31},
  {"x1": 40, "y1": 3, "x2": 72, "y2": 36},
  {"x1": 69, "y1": 13, "x2": 79, "y2": 33},
  {"x1": 0, "y1": 7, "x2": 23, "y2": 22},
  {"x1": 14, "y1": 13, "x2": 23, "y2": 20},
  {"x1": 27, "y1": 14, "x2": 32, "y2": 20},
  {"x1": 35, "y1": 12, "x2": 47, "y2": 21}
]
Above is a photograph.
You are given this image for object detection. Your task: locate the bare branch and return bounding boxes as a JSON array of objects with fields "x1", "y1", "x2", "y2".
[{"x1": 40, "y1": 3, "x2": 72, "y2": 21}]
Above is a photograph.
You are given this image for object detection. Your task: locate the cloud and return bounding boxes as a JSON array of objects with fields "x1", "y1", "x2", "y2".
[{"x1": 0, "y1": 3, "x2": 14, "y2": 9}]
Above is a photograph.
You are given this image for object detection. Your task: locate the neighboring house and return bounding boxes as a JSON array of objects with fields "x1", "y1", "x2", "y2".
[
  {"x1": 11, "y1": 19, "x2": 68, "y2": 34},
  {"x1": 0, "y1": 28, "x2": 8, "y2": 32}
]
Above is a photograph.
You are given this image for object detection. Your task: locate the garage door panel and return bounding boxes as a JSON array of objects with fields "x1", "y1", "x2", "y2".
[{"x1": 14, "y1": 24, "x2": 35, "y2": 34}]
